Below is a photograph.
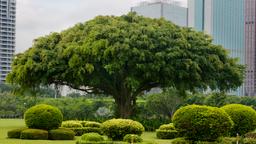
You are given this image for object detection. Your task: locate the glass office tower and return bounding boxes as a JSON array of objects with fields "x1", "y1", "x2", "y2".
[{"x1": 0, "y1": 0, "x2": 16, "y2": 83}]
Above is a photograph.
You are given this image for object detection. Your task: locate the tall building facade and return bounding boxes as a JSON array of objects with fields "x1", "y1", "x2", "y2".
[
  {"x1": 0, "y1": 0, "x2": 16, "y2": 83},
  {"x1": 131, "y1": 2, "x2": 188, "y2": 27},
  {"x1": 188, "y1": 0, "x2": 256, "y2": 96}
]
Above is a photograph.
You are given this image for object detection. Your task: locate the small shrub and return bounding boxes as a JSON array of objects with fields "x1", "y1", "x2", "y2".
[
  {"x1": 62, "y1": 120, "x2": 83, "y2": 128},
  {"x1": 243, "y1": 138, "x2": 256, "y2": 144},
  {"x1": 172, "y1": 105, "x2": 233, "y2": 141},
  {"x1": 102, "y1": 118, "x2": 145, "y2": 140},
  {"x1": 49, "y1": 128, "x2": 75, "y2": 140},
  {"x1": 156, "y1": 129, "x2": 178, "y2": 139},
  {"x1": 123, "y1": 134, "x2": 143, "y2": 143},
  {"x1": 7, "y1": 128, "x2": 27, "y2": 139},
  {"x1": 221, "y1": 104, "x2": 256, "y2": 136},
  {"x1": 80, "y1": 133, "x2": 104, "y2": 142},
  {"x1": 84, "y1": 122, "x2": 102, "y2": 128},
  {"x1": 20, "y1": 129, "x2": 48, "y2": 140},
  {"x1": 171, "y1": 138, "x2": 191, "y2": 144},
  {"x1": 159, "y1": 123, "x2": 175, "y2": 130},
  {"x1": 76, "y1": 141, "x2": 114, "y2": 144},
  {"x1": 24, "y1": 104, "x2": 63, "y2": 130},
  {"x1": 70, "y1": 127, "x2": 102, "y2": 136}
]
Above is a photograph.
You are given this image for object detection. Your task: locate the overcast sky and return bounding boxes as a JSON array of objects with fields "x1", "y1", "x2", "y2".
[{"x1": 16, "y1": 0, "x2": 187, "y2": 53}]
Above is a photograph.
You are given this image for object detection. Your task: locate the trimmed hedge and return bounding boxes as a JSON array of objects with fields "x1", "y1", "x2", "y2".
[
  {"x1": 84, "y1": 122, "x2": 102, "y2": 128},
  {"x1": 80, "y1": 133, "x2": 104, "y2": 141},
  {"x1": 49, "y1": 128, "x2": 75, "y2": 140},
  {"x1": 76, "y1": 141, "x2": 114, "y2": 144},
  {"x1": 102, "y1": 118, "x2": 145, "y2": 140},
  {"x1": 221, "y1": 104, "x2": 256, "y2": 136},
  {"x1": 171, "y1": 138, "x2": 191, "y2": 144},
  {"x1": 62, "y1": 120, "x2": 83, "y2": 128},
  {"x1": 123, "y1": 134, "x2": 143, "y2": 143},
  {"x1": 159, "y1": 123, "x2": 175, "y2": 130},
  {"x1": 20, "y1": 129, "x2": 48, "y2": 140},
  {"x1": 7, "y1": 128, "x2": 27, "y2": 139},
  {"x1": 24, "y1": 104, "x2": 63, "y2": 130},
  {"x1": 70, "y1": 127, "x2": 102, "y2": 136},
  {"x1": 172, "y1": 105, "x2": 233, "y2": 141},
  {"x1": 156, "y1": 129, "x2": 178, "y2": 139}
]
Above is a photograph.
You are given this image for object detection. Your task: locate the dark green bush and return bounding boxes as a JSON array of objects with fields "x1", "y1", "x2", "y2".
[
  {"x1": 221, "y1": 104, "x2": 256, "y2": 136},
  {"x1": 24, "y1": 104, "x2": 63, "y2": 130},
  {"x1": 61, "y1": 120, "x2": 83, "y2": 128},
  {"x1": 123, "y1": 134, "x2": 143, "y2": 143},
  {"x1": 7, "y1": 128, "x2": 27, "y2": 139},
  {"x1": 20, "y1": 129, "x2": 48, "y2": 140},
  {"x1": 48, "y1": 128, "x2": 75, "y2": 140},
  {"x1": 156, "y1": 129, "x2": 178, "y2": 139},
  {"x1": 172, "y1": 105, "x2": 233, "y2": 141},
  {"x1": 70, "y1": 127, "x2": 102, "y2": 136},
  {"x1": 84, "y1": 122, "x2": 102, "y2": 128},
  {"x1": 102, "y1": 118, "x2": 145, "y2": 140},
  {"x1": 80, "y1": 133, "x2": 104, "y2": 142}
]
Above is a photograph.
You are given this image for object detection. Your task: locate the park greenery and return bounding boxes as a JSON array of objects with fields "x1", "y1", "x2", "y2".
[{"x1": 6, "y1": 13, "x2": 244, "y2": 118}]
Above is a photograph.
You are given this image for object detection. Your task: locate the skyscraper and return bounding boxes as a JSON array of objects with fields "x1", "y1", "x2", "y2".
[
  {"x1": 0, "y1": 0, "x2": 16, "y2": 83},
  {"x1": 131, "y1": 1, "x2": 188, "y2": 27},
  {"x1": 188, "y1": 0, "x2": 254, "y2": 96}
]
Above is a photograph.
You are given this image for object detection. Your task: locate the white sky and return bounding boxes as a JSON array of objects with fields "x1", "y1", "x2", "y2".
[{"x1": 16, "y1": 0, "x2": 187, "y2": 53}]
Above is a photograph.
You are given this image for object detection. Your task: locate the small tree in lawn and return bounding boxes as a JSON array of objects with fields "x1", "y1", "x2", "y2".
[{"x1": 7, "y1": 12, "x2": 245, "y2": 118}]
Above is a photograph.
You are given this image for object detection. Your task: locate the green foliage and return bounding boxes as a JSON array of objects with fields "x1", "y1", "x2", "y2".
[
  {"x1": 76, "y1": 141, "x2": 114, "y2": 144},
  {"x1": 156, "y1": 123, "x2": 178, "y2": 139},
  {"x1": 7, "y1": 128, "x2": 27, "y2": 139},
  {"x1": 123, "y1": 134, "x2": 143, "y2": 143},
  {"x1": 61, "y1": 120, "x2": 83, "y2": 128},
  {"x1": 102, "y1": 118, "x2": 145, "y2": 140},
  {"x1": 70, "y1": 127, "x2": 102, "y2": 136},
  {"x1": 156, "y1": 129, "x2": 178, "y2": 139},
  {"x1": 171, "y1": 138, "x2": 191, "y2": 144},
  {"x1": 221, "y1": 104, "x2": 256, "y2": 136},
  {"x1": 7, "y1": 12, "x2": 245, "y2": 118},
  {"x1": 84, "y1": 122, "x2": 102, "y2": 128},
  {"x1": 80, "y1": 133, "x2": 104, "y2": 142},
  {"x1": 145, "y1": 88, "x2": 184, "y2": 118},
  {"x1": 172, "y1": 105, "x2": 233, "y2": 141},
  {"x1": 24, "y1": 104, "x2": 63, "y2": 130},
  {"x1": 20, "y1": 129, "x2": 48, "y2": 140},
  {"x1": 48, "y1": 128, "x2": 75, "y2": 140},
  {"x1": 159, "y1": 123, "x2": 175, "y2": 130}
]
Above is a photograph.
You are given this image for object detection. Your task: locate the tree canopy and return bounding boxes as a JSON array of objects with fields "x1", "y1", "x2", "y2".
[{"x1": 7, "y1": 13, "x2": 245, "y2": 117}]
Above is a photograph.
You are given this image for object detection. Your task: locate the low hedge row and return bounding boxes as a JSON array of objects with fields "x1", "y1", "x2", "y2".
[
  {"x1": 8, "y1": 128, "x2": 75, "y2": 140},
  {"x1": 156, "y1": 129, "x2": 179, "y2": 139},
  {"x1": 172, "y1": 137, "x2": 256, "y2": 144},
  {"x1": 69, "y1": 127, "x2": 102, "y2": 136}
]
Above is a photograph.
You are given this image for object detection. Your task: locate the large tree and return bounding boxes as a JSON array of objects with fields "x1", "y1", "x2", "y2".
[{"x1": 7, "y1": 13, "x2": 245, "y2": 118}]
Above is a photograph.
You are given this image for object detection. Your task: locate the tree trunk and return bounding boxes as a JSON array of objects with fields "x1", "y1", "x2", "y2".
[{"x1": 114, "y1": 94, "x2": 136, "y2": 118}]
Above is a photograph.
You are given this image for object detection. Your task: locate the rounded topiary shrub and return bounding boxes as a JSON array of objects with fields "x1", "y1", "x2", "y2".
[
  {"x1": 24, "y1": 104, "x2": 63, "y2": 130},
  {"x1": 61, "y1": 120, "x2": 83, "y2": 128},
  {"x1": 20, "y1": 129, "x2": 48, "y2": 140},
  {"x1": 123, "y1": 134, "x2": 143, "y2": 143},
  {"x1": 156, "y1": 123, "x2": 179, "y2": 139},
  {"x1": 172, "y1": 105, "x2": 233, "y2": 141},
  {"x1": 102, "y1": 118, "x2": 145, "y2": 140},
  {"x1": 7, "y1": 128, "x2": 27, "y2": 139},
  {"x1": 221, "y1": 104, "x2": 256, "y2": 136},
  {"x1": 49, "y1": 128, "x2": 75, "y2": 140}
]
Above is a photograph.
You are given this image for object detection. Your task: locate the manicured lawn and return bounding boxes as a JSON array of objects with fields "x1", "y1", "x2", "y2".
[{"x1": 0, "y1": 119, "x2": 172, "y2": 144}]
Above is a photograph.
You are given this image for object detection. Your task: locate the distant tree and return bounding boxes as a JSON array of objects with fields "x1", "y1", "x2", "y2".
[{"x1": 7, "y1": 13, "x2": 245, "y2": 118}]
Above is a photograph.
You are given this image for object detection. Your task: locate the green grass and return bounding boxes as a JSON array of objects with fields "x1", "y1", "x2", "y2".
[{"x1": 0, "y1": 119, "x2": 172, "y2": 144}]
